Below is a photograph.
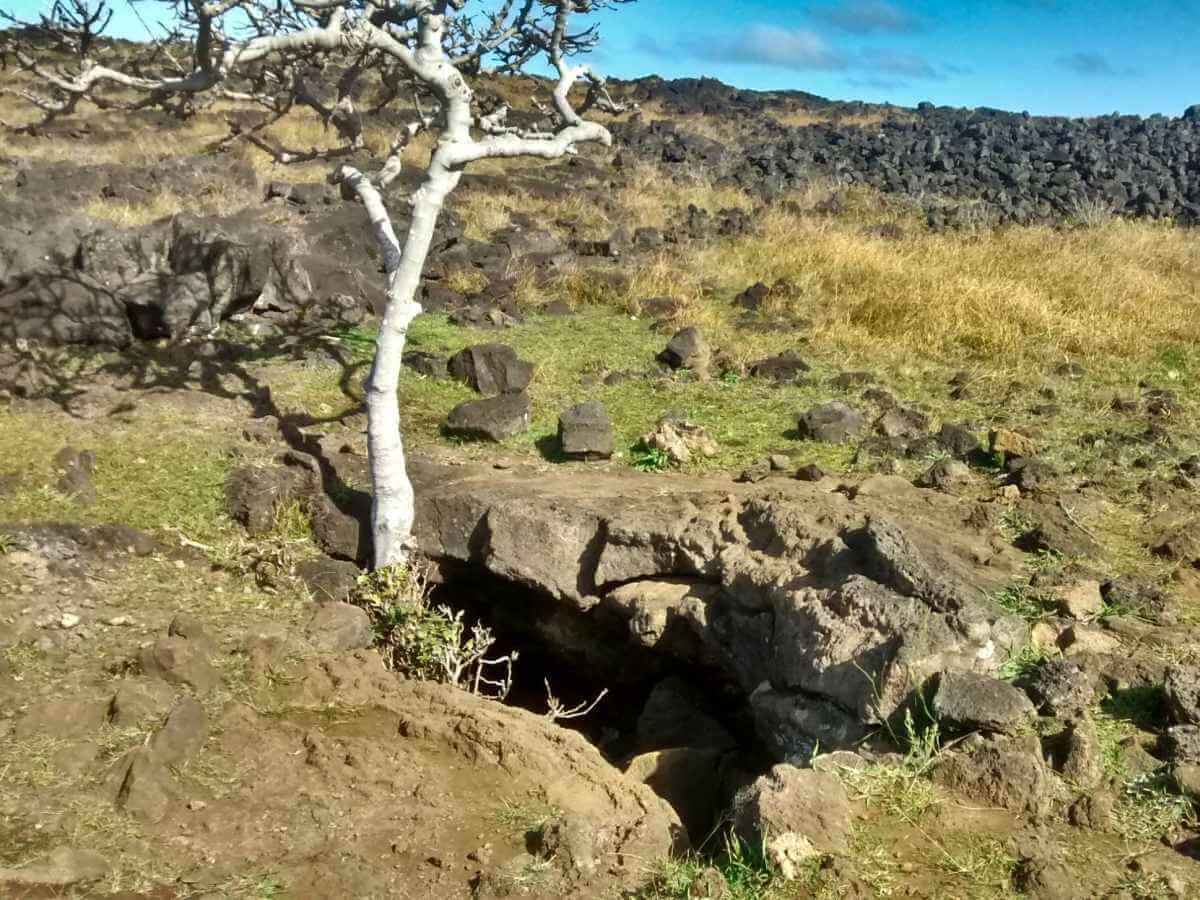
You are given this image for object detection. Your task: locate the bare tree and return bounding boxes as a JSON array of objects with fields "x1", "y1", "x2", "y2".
[{"x1": 2, "y1": 0, "x2": 632, "y2": 568}]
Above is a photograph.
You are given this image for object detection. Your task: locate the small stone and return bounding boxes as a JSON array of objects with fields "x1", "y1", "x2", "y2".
[
  {"x1": 999, "y1": 484, "x2": 1021, "y2": 501},
  {"x1": 305, "y1": 602, "x2": 374, "y2": 652},
  {"x1": 557, "y1": 401, "x2": 614, "y2": 460},
  {"x1": 139, "y1": 636, "x2": 218, "y2": 693},
  {"x1": 639, "y1": 420, "x2": 719, "y2": 465},
  {"x1": 149, "y1": 697, "x2": 208, "y2": 767},
  {"x1": 1006, "y1": 457, "x2": 1056, "y2": 492},
  {"x1": 658, "y1": 327, "x2": 708, "y2": 371},
  {"x1": 1059, "y1": 625, "x2": 1121, "y2": 655},
  {"x1": 794, "y1": 464, "x2": 827, "y2": 482},
  {"x1": 59, "y1": 613, "x2": 81, "y2": 629},
  {"x1": 1024, "y1": 658, "x2": 1096, "y2": 717},
  {"x1": 1060, "y1": 718, "x2": 1104, "y2": 789},
  {"x1": 1053, "y1": 580, "x2": 1104, "y2": 621},
  {"x1": 748, "y1": 352, "x2": 809, "y2": 384},
  {"x1": 876, "y1": 406, "x2": 930, "y2": 439},
  {"x1": 916, "y1": 458, "x2": 971, "y2": 491},
  {"x1": 932, "y1": 671, "x2": 1037, "y2": 735},
  {"x1": 989, "y1": 428, "x2": 1039, "y2": 460},
  {"x1": 402, "y1": 351, "x2": 449, "y2": 379},
  {"x1": 188, "y1": 799, "x2": 207, "y2": 811},
  {"x1": 768, "y1": 454, "x2": 791, "y2": 472},
  {"x1": 796, "y1": 402, "x2": 866, "y2": 444},
  {"x1": 108, "y1": 679, "x2": 175, "y2": 728},
  {"x1": 737, "y1": 459, "x2": 772, "y2": 484},
  {"x1": 105, "y1": 615, "x2": 132, "y2": 627},
  {"x1": 937, "y1": 423, "x2": 982, "y2": 458}
]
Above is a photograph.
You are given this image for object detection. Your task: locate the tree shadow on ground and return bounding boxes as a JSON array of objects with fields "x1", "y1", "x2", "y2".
[{"x1": 0, "y1": 329, "x2": 373, "y2": 551}]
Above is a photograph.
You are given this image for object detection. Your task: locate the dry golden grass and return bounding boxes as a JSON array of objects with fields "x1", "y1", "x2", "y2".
[
  {"x1": 614, "y1": 160, "x2": 757, "y2": 229},
  {"x1": 83, "y1": 181, "x2": 250, "y2": 226},
  {"x1": 0, "y1": 103, "x2": 236, "y2": 166},
  {"x1": 4, "y1": 64, "x2": 1197, "y2": 371},
  {"x1": 454, "y1": 181, "x2": 614, "y2": 241},
  {"x1": 769, "y1": 108, "x2": 898, "y2": 129},
  {"x1": 529, "y1": 182, "x2": 1200, "y2": 370},
  {"x1": 444, "y1": 267, "x2": 491, "y2": 295},
  {"x1": 637, "y1": 215, "x2": 1199, "y2": 367}
]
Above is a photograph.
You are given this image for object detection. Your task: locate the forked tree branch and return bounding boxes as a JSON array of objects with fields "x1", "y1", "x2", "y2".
[{"x1": 8, "y1": 0, "x2": 635, "y2": 568}]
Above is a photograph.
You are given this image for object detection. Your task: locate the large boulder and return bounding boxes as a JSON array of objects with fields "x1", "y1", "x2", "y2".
[
  {"x1": 1166, "y1": 666, "x2": 1200, "y2": 726},
  {"x1": 935, "y1": 734, "x2": 1058, "y2": 818},
  {"x1": 931, "y1": 672, "x2": 1037, "y2": 735}
]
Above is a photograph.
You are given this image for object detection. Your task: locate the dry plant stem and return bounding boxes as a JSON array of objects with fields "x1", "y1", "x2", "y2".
[{"x1": 543, "y1": 679, "x2": 609, "y2": 722}]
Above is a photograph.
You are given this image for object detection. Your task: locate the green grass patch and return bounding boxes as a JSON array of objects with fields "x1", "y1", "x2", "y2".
[
  {"x1": 992, "y1": 583, "x2": 1057, "y2": 622},
  {"x1": 638, "y1": 832, "x2": 827, "y2": 900},
  {"x1": 1112, "y1": 774, "x2": 1196, "y2": 844},
  {"x1": 318, "y1": 310, "x2": 869, "y2": 474},
  {"x1": 997, "y1": 642, "x2": 1058, "y2": 682},
  {"x1": 935, "y1": 835, "x2": 1019, "y2": 896},
  {"x1": 0, "y1": 405, "x2": 238, "y2": 542}
]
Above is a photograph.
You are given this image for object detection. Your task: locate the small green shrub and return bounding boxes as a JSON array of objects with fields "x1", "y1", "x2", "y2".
[
  {"x1": 631, "y1": 441, "x2": 671, "y2": 472},
  {"x1": 349, "y1": 564, "x2": 516, "y2": 696}
]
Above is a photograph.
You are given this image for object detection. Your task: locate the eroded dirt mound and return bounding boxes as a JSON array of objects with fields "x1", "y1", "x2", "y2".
[{"x1": 0, "y1": 535, "x2": 681, "y2": 898}]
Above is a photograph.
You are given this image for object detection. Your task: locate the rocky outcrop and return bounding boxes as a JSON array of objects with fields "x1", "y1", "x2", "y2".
[
  {"x1": 228, "y1": 443, "x2": 1028, "y2": 761},
  {"x1": 400, "y1": 457, "x2": 1028, "y2": 760},
  {"x1": 0, "y1": 158, "x2": 461, "y2": 348}
]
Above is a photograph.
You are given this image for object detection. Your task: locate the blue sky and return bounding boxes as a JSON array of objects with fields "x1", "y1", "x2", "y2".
[
  {"x1": 587, "y1": 0, "x2": 1200, "y2": 116},
  {"x1": 8, "y1": 0, "x2": 1199, "y2": 116}
]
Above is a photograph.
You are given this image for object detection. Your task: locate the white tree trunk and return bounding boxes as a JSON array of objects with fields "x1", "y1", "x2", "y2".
[
  {"x1": 338, "y1": 156, "x2": 463, "y2": 568},
  {"x1": 13, "y1": 1, "x2": 627, "y2": 573}
]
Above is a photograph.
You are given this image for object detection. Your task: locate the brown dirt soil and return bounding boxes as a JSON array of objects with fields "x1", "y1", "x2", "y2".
[{"x1": 0, "y1": 412, "x2": 682, "y2": 898}]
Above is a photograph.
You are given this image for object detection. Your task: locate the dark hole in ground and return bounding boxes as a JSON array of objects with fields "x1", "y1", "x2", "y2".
[{"x1": 428, "y1": 566, "x2": 760, "y2": 765}]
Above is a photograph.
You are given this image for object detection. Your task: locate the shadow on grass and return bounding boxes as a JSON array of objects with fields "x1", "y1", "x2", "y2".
[{"x1": 1100, "y1": 685, "x2": 1168, "y2": 733}]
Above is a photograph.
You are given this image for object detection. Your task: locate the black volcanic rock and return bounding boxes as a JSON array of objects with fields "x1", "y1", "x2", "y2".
[{"x1": 612, "y1": 85, "x2": 1200, "y2": 226}]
